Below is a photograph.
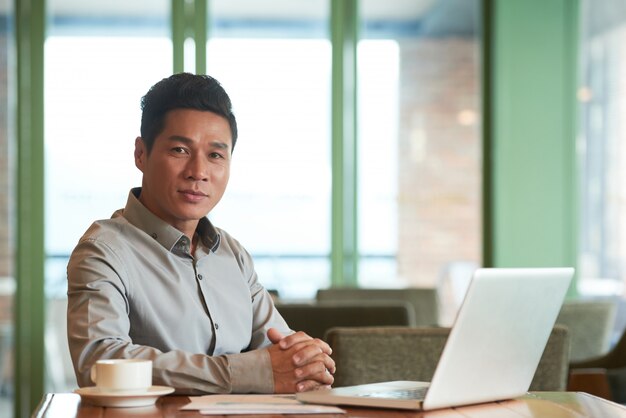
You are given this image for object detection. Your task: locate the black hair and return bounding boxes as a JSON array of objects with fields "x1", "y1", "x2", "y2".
[{"x1": 140, "y1": 73, "x2": 238, "y2": 153}]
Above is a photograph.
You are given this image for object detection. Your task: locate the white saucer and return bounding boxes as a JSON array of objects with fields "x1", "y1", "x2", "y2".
[{"x1": 74, "y1": 385, "x2": 175, "y2": 408}]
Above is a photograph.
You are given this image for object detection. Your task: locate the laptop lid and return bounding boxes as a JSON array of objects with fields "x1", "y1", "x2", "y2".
[{"x1": 297, "y1": 267, "x2": 574, "y2": 410}]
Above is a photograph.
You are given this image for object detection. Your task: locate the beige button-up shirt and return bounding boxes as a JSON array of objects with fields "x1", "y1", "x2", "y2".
[{"x1": 67, "y1": 188, "x2": 291, "y2": 394}]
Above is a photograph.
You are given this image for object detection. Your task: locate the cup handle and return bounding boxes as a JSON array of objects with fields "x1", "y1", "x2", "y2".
[{"x1": 90, "y1": 365, "x2": 97, "y2": 384}]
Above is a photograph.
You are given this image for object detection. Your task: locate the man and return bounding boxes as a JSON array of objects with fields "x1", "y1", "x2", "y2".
[{"x1": 67, "y1": 73, "x2": 335, "y2": 394}]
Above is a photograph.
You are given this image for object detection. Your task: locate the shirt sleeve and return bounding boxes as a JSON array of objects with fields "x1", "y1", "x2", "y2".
[{"x1": 67, "y1": 237, "x2": 276, "y2": 394}]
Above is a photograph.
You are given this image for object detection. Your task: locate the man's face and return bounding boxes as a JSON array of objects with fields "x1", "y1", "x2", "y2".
[{"x1": 134, "y1": 108, "x2": 232, "y2": 236}]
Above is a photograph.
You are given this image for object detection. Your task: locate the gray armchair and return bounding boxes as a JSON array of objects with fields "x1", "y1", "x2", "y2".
[
  {"x1": 569, "y1": 326, "x2": 626, "y2": 404},
  {"x1": 325, "y1": 325, "x2": 570, "y2": 391},
  {"x1": 556, "y1": 299, "x2": 616, "y2": 361},
  {"x1": 275, "y1": 302, "x2": 414, "y2": 340},
  {"x1": 316, "y1": 287, "x2": 439, "y2": 327}
]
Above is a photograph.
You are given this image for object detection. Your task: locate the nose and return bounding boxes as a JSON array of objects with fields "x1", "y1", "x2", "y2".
[{"x1": 184, "y1": 154, "x2": 209, "y2": 181}]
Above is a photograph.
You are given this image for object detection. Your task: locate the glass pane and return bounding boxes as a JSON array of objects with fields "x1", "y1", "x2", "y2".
[
  {"x1": 577, "y1": 0, "x2": 626, "y2": 297},
  {"x1": 207, "y1": 0, "x2": 331, "y2": 299},
  {"x1": 0, "y1": 0, "x2": 15, "y2": 414},
  {"x1": 358, "y1": 0, "x2": 483, "y2": 322},
  {"x1": 45, "y1": 0, "x2": 171, "y2": 392}
]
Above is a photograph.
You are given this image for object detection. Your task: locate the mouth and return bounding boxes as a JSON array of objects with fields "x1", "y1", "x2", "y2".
[
  {"x1": 179, "y1": 189, "x2": 209, "y2": 201},
  {"x1": 180, "y1": 189, "x2": 208, "y2": 196}
]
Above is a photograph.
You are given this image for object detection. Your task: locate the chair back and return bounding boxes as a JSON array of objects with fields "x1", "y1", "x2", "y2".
[
  {"x1": 316, "y1": 287, "x2": 439, "y2": 326},
  {"x1": 326, "y1": 326, "x2": 447, "y2": 386},
  {"x1": 325, "y1": 325, "x2": 570, "y2": 391},
  {"x1": 556, "y1": 299, "x2": 616, "y2": 361},
  {"x1": 569, "y1": 325, "x2": 626, "y2": 404},
  {"x1": 571, "y1": 323, "x2": 626, "y2": 370},
  {"x1": 275, "y1": 302, "x2": 414, "y2": 340},
  {"x1": 529, "y1": 325, "x2": 571, "y2": 391}
]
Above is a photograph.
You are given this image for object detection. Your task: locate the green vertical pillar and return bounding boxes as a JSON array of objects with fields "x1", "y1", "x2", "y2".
[
  {"x1": 172, "y1": 0, "x2": 208, "y2": 75},
  {"x1": 15, "y1": 0, "x2": 46, "y2": 416},
  {"x1": 331, "y1": 0, "x2": 358, "y2": 287},
  {"x1": 172, "y1": 0, "x2": 185, "y2": 73},
  {"x1": 484, "y1": 0, "x2": 579, "y2": 286},
  {"x1": 194, "y1": 0, "x2": 208, "y2": 75}
]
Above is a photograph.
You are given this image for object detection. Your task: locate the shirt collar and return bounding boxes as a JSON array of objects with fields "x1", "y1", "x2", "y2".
[{"x1": 116, "y1": 188, "x2": 221, "y2": 254}]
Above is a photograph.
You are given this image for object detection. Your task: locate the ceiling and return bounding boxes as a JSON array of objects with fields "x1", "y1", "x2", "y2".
[
  {"x1": 0, "y1": 0, "x2": 478, "y2": 37},
  {"x1": 46, "y1": 0, "x2": 436, "y2": 20}
]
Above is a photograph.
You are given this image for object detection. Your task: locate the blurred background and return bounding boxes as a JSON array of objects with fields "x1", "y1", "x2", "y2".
[{"x1": 2, "y1": 0, "x2": 626, "y2": 416}]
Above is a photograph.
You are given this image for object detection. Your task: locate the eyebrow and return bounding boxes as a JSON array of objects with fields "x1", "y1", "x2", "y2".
[{"x1": 167, "y1": 135, "x2": 230, "y2": 150}]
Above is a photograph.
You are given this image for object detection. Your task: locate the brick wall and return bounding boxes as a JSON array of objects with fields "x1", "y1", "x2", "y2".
[{"x1": 397, "y1": 37, "x2": 482, "y2": 287}]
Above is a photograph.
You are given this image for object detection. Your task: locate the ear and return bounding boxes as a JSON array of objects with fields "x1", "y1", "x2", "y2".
[{"x1": 134, "y1": 137, "x2": 147, "y2": 173}]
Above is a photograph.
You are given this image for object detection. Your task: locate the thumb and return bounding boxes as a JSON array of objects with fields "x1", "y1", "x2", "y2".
[{"x1": 267, "y1": 327, "x2": 285, "y2": 344}]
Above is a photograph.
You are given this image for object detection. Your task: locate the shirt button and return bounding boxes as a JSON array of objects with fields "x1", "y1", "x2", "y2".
[
  {"x1": 197, "y1": 274, "x2": 203, "y2": 280},
  {"x1": 151, "y1": 233, "x2": 157, "y2": 239},
  {"x1": 214, "y1": 323, "x2": 219, "y2": 330}
]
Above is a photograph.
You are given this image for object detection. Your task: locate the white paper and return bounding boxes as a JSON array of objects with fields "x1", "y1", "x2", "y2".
[{"x1": 181, "y1": 394, "x2": 345, "y2": 415}]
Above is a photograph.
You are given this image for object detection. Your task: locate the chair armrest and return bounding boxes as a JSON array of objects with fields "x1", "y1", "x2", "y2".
[{"x1": 567, "y1": 368, "x2": 613, "y2": 400}]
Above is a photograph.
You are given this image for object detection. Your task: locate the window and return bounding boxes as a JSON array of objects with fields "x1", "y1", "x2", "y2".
[
  {"x1": 44, "y1": 0, "x2": 171, "y2": 392},
  {"x1": 207, "y1": 0, "x2": 331, "y2": 298},
  {"x1": 358, "y1": 0, "x2": 482, "y2": 303},
  {"x1": 356, "y1": 39, "x2": 399, "y2": 286},
  {"x1": 578, "y1": 0, "x2": 626, "y2": 296}
]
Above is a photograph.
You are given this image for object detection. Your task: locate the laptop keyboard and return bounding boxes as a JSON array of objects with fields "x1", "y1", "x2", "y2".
[{"x1": 358, "y1": 386, "x2": 429, "y2": 400}]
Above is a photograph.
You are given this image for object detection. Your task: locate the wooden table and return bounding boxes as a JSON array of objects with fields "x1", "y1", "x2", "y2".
[{"x1": 32, "y1": 392, "x2": 626, "y2": 417}]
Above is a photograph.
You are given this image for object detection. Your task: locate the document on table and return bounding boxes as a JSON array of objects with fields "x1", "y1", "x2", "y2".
[{"x1": 181, "y1": 394, "x2": 345, "y2": 415}]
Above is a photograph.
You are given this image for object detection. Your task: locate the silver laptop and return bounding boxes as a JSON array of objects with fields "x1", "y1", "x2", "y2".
[{"x1": 297, "y1": 267, "x2": 574, "y2": 410}]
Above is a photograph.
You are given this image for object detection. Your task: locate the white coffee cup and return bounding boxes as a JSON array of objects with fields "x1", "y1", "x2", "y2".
[{"x1": 90, "y1": 359, "x2": 152, "y2": 392}]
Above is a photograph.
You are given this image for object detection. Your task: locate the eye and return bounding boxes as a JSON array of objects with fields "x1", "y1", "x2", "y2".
[
  {"x1": 172, "y1": 147, "x2": 188, "y2": 155},
  {"x1": 209, "y1": 152, "x2": 225, "y2": 159}
]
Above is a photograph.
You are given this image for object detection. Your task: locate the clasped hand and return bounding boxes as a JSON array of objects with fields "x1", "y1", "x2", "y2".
[{"x1": 267, "y1": 328, "x2": 336, "y2": 393}]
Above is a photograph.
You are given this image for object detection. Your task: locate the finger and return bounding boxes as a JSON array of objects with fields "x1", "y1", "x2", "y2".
[
  {"x1": 296, "y1": 380, "x2": 319, "y2": 392},
  {"x1": 292, "y1": 349, "x2": 334, "y2": 374},
  {"x1": 292, "y1": 344, "x2": 324, "y2": 366},
  {"x1": 296, "y1": 373, "x2": 334, "y2": 392},
  {"x1": 312, "y1": 338, "x2": 332, "y2": 355},
  {"x1": 278, "y1": 330, "x2": 313, "y2": 349},
  {"x1": 267, "y1": 327, "x2": 286, "y2": 344},
  {"x1": 292, "y1": 352, "x2": 335, "y2": 377},
  {"x1": 323, "y1": 355, "x2": 336, "y2": 374},
  {"x1": 295, "y1": 360, "x2": 334, "y2": 385},
  {"x1": 287, "y1": 336, "x2": 333, "y2": 356}
]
